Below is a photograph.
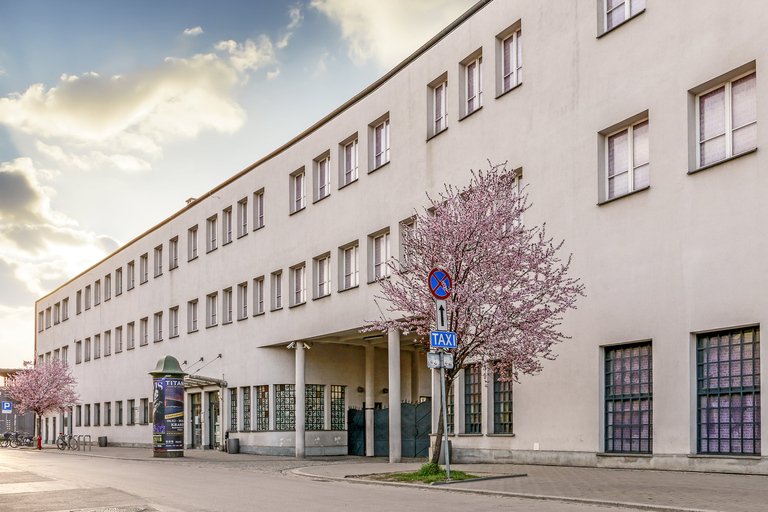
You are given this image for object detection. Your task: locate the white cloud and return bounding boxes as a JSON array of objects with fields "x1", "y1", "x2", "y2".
[
  {"x1": 215, "y1": 35, "x2": 276, "y2": 73},
  {"x1": 184, "y1": 26, "x2": 204, "y2": 36},
  {"x1": 311, "y1": 0, "x2": 476, "y2": 69},
  {"x1": 267, "y1": 68, "x2": 281, "y2": 80},
  {"x1": 277, "y1": 7, "x2": 304, "y2": 49},
  {"x1": 0, "y1": 305, "x2": 35, "y2": 367},
  {"x1": 35, "y1": 141, "x2": 151, "y2": 172}
]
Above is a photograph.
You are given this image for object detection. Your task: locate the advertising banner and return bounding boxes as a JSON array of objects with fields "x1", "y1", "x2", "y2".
[{"x1": 152, "y1": 377, "x2": 184, "y2": 453}]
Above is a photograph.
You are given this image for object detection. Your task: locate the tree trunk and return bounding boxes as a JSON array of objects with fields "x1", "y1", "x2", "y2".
[{"x1": 430, "y1": 377, "x2": 454, "y2": 465}]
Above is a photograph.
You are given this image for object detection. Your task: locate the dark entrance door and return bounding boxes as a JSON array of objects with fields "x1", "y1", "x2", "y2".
[
  {"x1": 347, "y1": 409, "x2": 365, "y2": 455},
  {"x1": 208, "y1": 391, "x2": 220, "y2": 450},
  {"x1": 347, "y1": 402, "x2": 432, "y2": 457},
  {"x1": 191, "y1": 393, "x2": 202, "y2": 449}
]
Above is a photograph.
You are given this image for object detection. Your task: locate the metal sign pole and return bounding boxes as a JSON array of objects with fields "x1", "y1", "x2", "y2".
[{"x1": 440, "y1": 350, "x2": 451, "y2": 480}]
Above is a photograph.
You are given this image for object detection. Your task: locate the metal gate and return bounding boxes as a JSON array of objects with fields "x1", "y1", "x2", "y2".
[
  {"x1": 347, "y1": 402, "x2": 431, "y2": 457},
  {"x1": 347, "y1": 408, "x2": 365, "y2": 456}
]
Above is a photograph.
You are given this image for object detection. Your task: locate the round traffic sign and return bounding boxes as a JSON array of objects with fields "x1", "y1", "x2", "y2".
[{"x1": 428, "y1": 268, "x2": 452, "y2": 299}]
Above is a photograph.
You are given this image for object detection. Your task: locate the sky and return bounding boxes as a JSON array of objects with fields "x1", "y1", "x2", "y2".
[{"x1": 0, "y1": 0, "x2": 478, "y2": 367}]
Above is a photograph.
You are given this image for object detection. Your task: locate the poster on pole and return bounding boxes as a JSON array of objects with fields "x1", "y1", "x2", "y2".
[{"x1": 152, "y1": 377, "x2": 184, "y2": 453}]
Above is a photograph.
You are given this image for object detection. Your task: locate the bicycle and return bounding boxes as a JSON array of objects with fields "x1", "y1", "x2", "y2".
[
  {"x1": 0, "y1": 432, "x2": 10, "y2": 448},
  {"x1": 10, "y1": 432, "x2": 34, "y2": 448},
  {"x1": 56, "y1": 432, "x2": 78, "y2": 451}
]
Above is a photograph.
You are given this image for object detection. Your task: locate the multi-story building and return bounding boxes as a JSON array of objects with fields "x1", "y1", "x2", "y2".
[{"x1": 35, "y1": 0, "x2": 767, "y2": 473}]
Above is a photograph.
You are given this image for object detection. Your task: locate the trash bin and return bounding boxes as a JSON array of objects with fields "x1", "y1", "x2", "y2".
[
  {"x1": 438, "y1": 440, "x2": 452, "y2": 464},
  {"x1": 227, "y1": 438, "x2": 239, "y2": 454},
  {"x1": 98, "y1": 436, "x2": 108, "y2": 447}
]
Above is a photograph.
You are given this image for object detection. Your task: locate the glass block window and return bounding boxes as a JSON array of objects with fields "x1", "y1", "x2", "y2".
[
  {"x1": 605, "y1": 342, "x2": 653, "y2": 453},
  {"x1": 446, "y1": 386, "x2": 454, "y2": 434},
  {"x1": 331, "y1": 385, "x2": 345, "y2": 430},
  {"x1": 493, "y1": 373, "x2": 513, "y2": 434},
  {"x1": 242, "y1": 386, "x2": 251, "y2": 431},
  {"x1": 256, "y1": 385, "x2": 269, "y2": 431},
  {"x1": 697, "y1": 327, "x2": 761, "y2": 455},
  {"x1": 229, "y1": 388, "x2": 237, "y2": 431},
  {"x1": 275, "y1": 384, "x2": 295, "y2": 431},
  {"x1": 464, "y1": 364, "x2": 482, "y2": 433},
  {"x1": 306, "y1": 384, "x2": 325, "y2": 430}
]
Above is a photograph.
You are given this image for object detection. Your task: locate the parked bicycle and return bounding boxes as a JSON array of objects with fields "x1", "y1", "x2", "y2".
[
  {"x1": 56, "y1": 432, "x2": 78, "y2": 451},
  {"x1": 0, "y1": 432, "x2": 11, "y2": 448},
  {"x1": 9, "y1": 431, "x2": 34, "y2": 448}
]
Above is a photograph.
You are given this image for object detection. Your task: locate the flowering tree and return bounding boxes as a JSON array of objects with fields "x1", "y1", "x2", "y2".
[
  {"x1": 5, "y1": 357, "x2": 79, "y2": 434},
  {"x1": 366, "y1": 162, "x2": 584, "y2": 464}
]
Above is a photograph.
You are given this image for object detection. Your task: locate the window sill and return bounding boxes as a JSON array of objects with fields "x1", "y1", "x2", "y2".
[
  {"x1": 140, "y1": 280, "x2": 147, "y2": 285},
  {"x1": 289, "y1": 301, "x2": 306, "y2": 309},
  {"x1": 115, "y1": 350, "x2": 122, "y2": 354},
  {"x1": 495, "y1": 82, "x2": 522, "y2": 100},
  {"x1": 369, "y1": 160, "x2": 390, "y2": 174},
  {"x1": 252, "y1": 224, "x2": 265, "y2": 232},
  {"x1": 426, "y1": 127, "x2": 448, "y2": 143},
  {"x1": 338, "y1": 284, "x2": 359, "y2": 293},
  {"x1": 188, "y1": 329, "x2": 198, "y2": 334},
  {"x1": 206, "y1": 248, "x2": 217, "y2": 254},
  {"x1": 486, "y1": 433, "x2": 516, "y2": 437},
  {"x1": 597, "y1": 9, "x2": 646, "y2": 39},
  {"x1": 458, "y1": 105, "x2": 483, "y2": 122},
  {"x1": 223, "y1": 240, "x2": 233, "y2": 246},
  {"x1": 367, "y1": 275, "x2": 390, "y2": 285},
  {"x1": 339, "y1": 178, "x2": 358, "y2": 191},
  {"x1": 169, "y1": 335, "x2": 179, "y2": 339},
  {"x1": 115, "y1": 292, "x2": 122, "y2": 297},
  {"x1": 188, "y1": 256, "x2": 198, "y2": 262},
  {"x1": 170, "y1": 265, "x2": 178, "y2": 271},
  {"x1": 127, "y1": 346, "x2": 135, "y2": 351},
  {"x1": 222, "y1": 320, "x2": 232, "y2": 325},
  {"x1": 154, "y1": 274, "x2": 162, "y2": 278},
  {"x1": 127, "y1": 286, "x2": 135, "y2": 291},
  {"x1": 104, "y1": 298, "x2": 110, "y2": 302},
  {"x1": 271, "y1": 307, "x2": 283, "y2": 312},
  {"x1": 104, "y1": 353, "x2": 110, "y2": 357},
  {"x1": 289, "y1": 206, "x2": 306, "y2": 217},
  {"x1": 206, "y1": 324, "x2": 218, "y2": 329},
  {"x1": 597, "y1": 452, "x2": 651, "y2": 458},
  {"x1": 687, "y1": 453, "x2": 762, "y2": 460},
  {"x1": 237, "y1": 316, "x2": 248, "y2": 322},
  {"x1": 313, "y1": 193, "x2": 330, "y2": 205},
  {"x1": 237, "y1": 232, "x2": 248, "y2": 240},
  {"x1": 597, "y1": 185, "x2": 650, "y2": 206},
  {"x1": 457, "y1": 433, "x2": 483, "y2": 437},
  {"x1": 154, "y1": 339, "x2": 162, "y2": 343},
  {"x1": 689, "y1": 147, "x2": 757, "y2": 175},
  {"x1": 313, "y1": 293, "x2": 330, "y2": 301},
  {"x1": 140, "y1": 422, "x2": 149, "y2": 426},
  {"x1": 252, "y1": 312, "x2": 265, "y2": 317}
]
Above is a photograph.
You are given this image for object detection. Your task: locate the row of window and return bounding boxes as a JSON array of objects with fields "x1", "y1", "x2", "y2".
[{"x1": 74, "y1": 398, "x2": 148, "y2": 428}]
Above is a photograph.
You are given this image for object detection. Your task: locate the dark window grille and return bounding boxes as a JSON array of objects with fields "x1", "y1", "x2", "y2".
[
  {"x1": 275, "y1": 384, "x2": 295, "y2": 431},
  {"x1": 242, "y1": 387, "x2": 251, "y2": 431},
  {"x1": 331, "y1": 385, "x2": 345, "y2": 430},
  {"x1": 697, "y1": 327, "x2": 761, "y2": 455},
  {"x1": 446, "y1": 386, "x2": 454, "y2": 434},
  {"x1": 306, "y1": 384, "x2": 324, "y2": 430},
  {"x1": 493, "y1": 373, "x2": 513, "y2": 434},
  {"x1": 229, "y1": 388, "x2": 237, "y2": 430},
  {"x1": 605, "y1": 342, "x2": 653, "y2": 453},
  {"x1": 256, "y1": 385, "x2": 269, "y2": 430},
  {"x1": 464, "y1": 364, "x2": 482, "y2": 433}
]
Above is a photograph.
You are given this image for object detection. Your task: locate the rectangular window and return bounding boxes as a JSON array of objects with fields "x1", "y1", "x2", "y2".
[
  {"x1": 188, "y1": 226, "x2": 199, "y2": 260},
  {"x1": 291, "y1": 265, "x2": 306, "y2": 306},
  {"x1": 104, "y1": 330, "x2": 111, "y2": 356},
  {"x1": 169, "y1": 237, "x2": 179, "y2": 270},
  {"x1": 433, "y1": 80, "x2": 447, "y2": 134},
  {"x1": 94, "y1": 403, "x2": 100, "y2": 426},
  {"x1": 207, "y1": 215, "x2": 218, "y2": 252},
  {"x1": 115, "y1": 401, "x2": 123, "y2": 425},
  {"x1": 697, "y1": 71, "x2": 757, "y2": 168},
  {"x1": 115, "y1": 326, "x2": 123, "y2": 353},
  {"x1": 76, "y1": 290, "x2": 82, "y2": 314},
  {"x1": 372, "y1": 119, "x2": 390, "y2": 169},
  {"x1": 271, "y1": 271, "x2": 283, "y2": 310},
  {"x1": 141, "y1": 398, "x2": 149, "y2": 424},
  {"x1": 305, "y1": 384, "x2": 324, "y2": 430},
  {"x1": 62, "y1": 297, "x2": 69, "y2": 320},
  {"x1": 127, "y1": 261, "x2": 135, "y2": 290},
  {"x1": 94, "y1": 280, "x2": 100, "y2": 306},
  {"x1": 253, "y1": 190, "x2": 264, "y2": 229},
  {"x1": 75, "y1": 340, "x2": 82, "y2": 364},
  {"x1": 697, "y1": 327, "x2": 760, "y2": 455},
  {"x1": 331, "y1": 385, "x2": 345, "y2": 430},
  {"x1": 207, "y1": 293, "x2": 218, "y2": 327},
  {"x1": 372, "y1": 232, "x2": 390, "y2": 280},
  {"x1": 53, "y1": 302, "x2": 60, "y2": 325},
  {"x1": 222, "y1": 207, "x2": 233, "y2": 245},
  {"x1": 342, "y1": 139, "x2": 358, "y2": 186},
  {"x1": 93, "y1": 334, "x2": 100, "y2": 359},
  {"x1": 230, "y1": 388, "x2": 238, "y2": 431},
  {"x1": 154, "y1": 312, "x2": 163, "y2": 341},
  {"x1": 169, "y1": 306, "x2": 179, "y2": 337},
  {"x1": 446, "y1": 388, "x2": 454, "y2": 434},
  {"x1": 61, "y1": 345, "x2": 68, "y2": 365},
  {"x1": 464, "y1": 364, "x2": 482, "y2": 433},
  {"x1": 38, "y1": 311, "x2": 44, "y2": 332},
  {"x1": 315, "y1": 156, "x2": 330, "y2": 201},
  {"x1": 44, "y1": 307, "x2": 51, "y2": 329},
  {"x1": 242, "y1": 386, "x2": 251, "y2": 431},
  {"x1": 237, "y1": 198, "x2": 248, "y2": 237},
  {"x1": 253, "y1": 277, "x2": 265, "y2": 315},
  {"x1": 605, "y1": 342, "x2": 652, "y2": 453},
  {"x1": 315, "y1": 255, "x2": 331, "y2": 298},
  {"x1": 127, "y1": 322, "x2": 135, "y2": 349},
  {"x1": 256, "y1": 385, "x2": 269, "y2": 431},
  {"x1": 465, "y1": 55, "x2": 483, "y2": 115},
  {"x1": 104, "y1": 402, "x2": 111, "y2": 426},
  {"x1": 606, "y1": 118, "x2": 649, "y2": 200},
  {"x1": 604, "y1": 0, "x2": 645, "y2": 32},
  {"x1": 237, "y1": 282, "x2": 248, "y2": 320},
  {"x1": 84, "y1": 285, "x2": 91, "y2": 309},
  {"x1": 140, "y1": 317, "x2": 149, "y2": 346},
  {"x1": 128, "y1": 399, "x2": 135, "y2": 425},
  {"x1": 275, "y1": 384, "x2": 295, "y2": 431},
  {"x1": 493, "y1": 372, "x2": 513, "y2": 434},
  {"x1": 501, "y1": 29, "x2": 522, "y2": 94},
  {"x1": 341, "y1": 244, "x2": 359, "y2": 290},
  {"x1": 154, "y1": 246, "x2": 163, "y2": 277},
  {"x1": 291, "y1": 169, "x2": 306, "y2": 213},
  {"x1": 115, "y1": 268, "x2": 122, "y2": 295},
  {"x1": 188, "y1": 300, "x2": 199, "y2": 332},
  {"x1": 84, "y1": 404, "x2": 91, "y2": 426},
  {"x1": 222, "y1": 288, "x2": 233, "y2": 323},
  {"x1": 104, "y1": 274, "x2": 111, "y2": 301},
  {"x1": 139, "y1": 254, "x2": 148, "y2": 284}
]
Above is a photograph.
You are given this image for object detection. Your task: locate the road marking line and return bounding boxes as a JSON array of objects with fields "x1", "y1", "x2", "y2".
[{"x1": 0, "y1": 480, "x2": 82, "y2": 494}]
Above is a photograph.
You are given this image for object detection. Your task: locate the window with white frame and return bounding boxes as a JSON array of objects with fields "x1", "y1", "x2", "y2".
[
  {"x1": 115, "y1": 268, "x2": 122, "y2": 295},
  {"x1": 464, "y1": 54, "x2": 483, "y2": 116},
  {"x1": 54, "y1": 302, "x2": 60, "y2": 324},
  {"x1": 237, "y1": 282, "x2": 248, "y2": 320},
  {"x1": 45, "y1": 307, "x2": 51, "y2": 328},
  {"x1": 188, "y1": 225, "x2": 199, "y2": 260},
  {"x1": 253, "y1": 277, "x2": 265, "y2": 315},
  {"x1": 315, "y1": 255, "x2": 331, "y2": 298},
  {"x1": 371, "y1": 231, "x2": 391, "y2": 280},
  {"x1": 223, "y1": 288, "x2": 233, "y2": 323},
  {"x1": 372, "y1": 118, "x2": 390, "y2": 169},
  {"x1": 75, "y1": 340, "x2": 82, "y2": 364},
  {"x1": 62, "y1": 297, "x2": 69, "y2": 320},
  {"x1": 169, "y1": 306, "x2": 179, "y2": 337},
  {"x1": 207, "y1": 215, "x2": 218, "y2": 252},
  {"x1": 154, "y1": 312, "x2": 163, "y2": 342},
  {"x1": 94, "y1": 280, "x2": 100, "y2": 305},
  {"x1": 154, "y1": 246, "x2": 163, "y2": 277},
  {"x1": 169, "y1": 237, "x2": 179, "y2": 270},
  {"x1": 237, "y1": 198, "x2": 248, "y2": 237},
  {"x1": 341, "y1": 244, "x2": 359, "y2": 290},
  {"x1": 431, "y1": 79, "x2": 447, "y2": 136},
  {"x1": 140, "y1": 317, "x2": 148, "y2": 346},
  {"x1": 696, "y1": 70, "x2": 756, "y2": 169},
  {"x1": 605, "y1": 118, "x2": 649, "y2": 200},
  {"x1": 222, "y1": 207, "x2": 233, "y2": 245},
  {"x1": 603, "y1": 0, "x2": 645, "y2": 33},
  {"x1": 115, "y1": 326, "x2": 123, "y2": 353},
  {"x1": 188, "y1": 300, "x2": 199, "y2": 332},
  {"x1": 207, "y1": 293, "x2": 218, "y2": 327},
  {"x1": 93, "y1": 334, "x2": 100, "y2": 359},
  {"x1": 38, "y1": 311, "x2": 43, "y2": 332},
  {"x1": 76, "y1": 290, "x2": 82, "y2": 314},
  {"x1": 140, "y1": 254, "x2": 148, "y2": 283},
  {"x1": 500, "y1": 28, "x2": 522, "y2": 94},
  {"x1": 104, "y1": 330, "x2": 111, "y2": 356},
  {"x1": 127, "y1": 261, "x2": 135, "y2": 290},
  {"x1": 127, "y1": 322, "x2": 135, "y2": 349},
  {"x1": 271, "y1": 271, "x2": 283, "y2": 310},
  {"x1": 61, "y1": 346, "x2": 68, "y2": 364},
  {"x1": 291, "y1": 264, "x2": 306, "y2": 306},
  {"x1": 291, "y1": 169, "x2": 305, "y2": 213},
  {"x1": 104, "y1": 274, "x2": 111, "y2": 301},
  {"x1": 253, "y1": 190, "x2": 264, "y2": 229},
  {"x1": 341, "y1": 138, "x2": 358, "y2": 186},
  {"x1": 85, "y1": 285, "x2": 91, "y2": 309},
  {"x1": 315, "y1": 155, "x2": 331, "y2": 201}
]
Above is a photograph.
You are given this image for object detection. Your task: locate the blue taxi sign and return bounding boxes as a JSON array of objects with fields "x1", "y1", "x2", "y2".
[{"x1": 430, "y1": 331, "x2": 457, "y2": 349}]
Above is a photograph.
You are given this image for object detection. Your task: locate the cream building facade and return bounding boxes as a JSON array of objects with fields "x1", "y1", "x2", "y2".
[{"x1": 35, "y1": 0, "x2": 767, "y2": 473}]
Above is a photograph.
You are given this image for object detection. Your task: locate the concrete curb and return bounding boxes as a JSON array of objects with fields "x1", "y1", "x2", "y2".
[{"x1": 290, "y1": 468, "x2": 719, "y2": 512}]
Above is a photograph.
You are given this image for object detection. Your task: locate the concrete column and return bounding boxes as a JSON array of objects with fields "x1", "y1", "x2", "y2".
[
  {"x1": 388, "y1": 328, "x2": 401, "y2": 462},
  {"x1": 411, "y1": 350, "x2": 420, "y2": 403},
  {"x1": 295, "y1": 343, "x2": 306, "y2": 459},
  {"x1": 365, "y1": 344, "x2": 375, "y2": 457}
]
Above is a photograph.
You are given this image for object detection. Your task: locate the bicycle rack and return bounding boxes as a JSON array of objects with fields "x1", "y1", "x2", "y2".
[{"x1": 76, "y1": 435, "x2": 92, "y2": 451}]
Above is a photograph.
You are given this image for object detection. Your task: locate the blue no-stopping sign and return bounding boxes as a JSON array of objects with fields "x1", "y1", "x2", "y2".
[{"x1": 428, "y1": 269, "x2": 452, "y2": 299}]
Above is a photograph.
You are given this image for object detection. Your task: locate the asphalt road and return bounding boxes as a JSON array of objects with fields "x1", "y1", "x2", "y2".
[{"x1": 0, "y1": 449, "x2": 655, "y2": 512}]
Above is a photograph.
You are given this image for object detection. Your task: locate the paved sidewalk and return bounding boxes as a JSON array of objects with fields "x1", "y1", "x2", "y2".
[{"x1": 31, "y1": 445, "x2": 768, "y2": 512}]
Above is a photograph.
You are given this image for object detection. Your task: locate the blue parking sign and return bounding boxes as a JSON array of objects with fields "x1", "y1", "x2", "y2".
[{"x1": 1, "y1": 401, "x2": 12, "y2": 414}]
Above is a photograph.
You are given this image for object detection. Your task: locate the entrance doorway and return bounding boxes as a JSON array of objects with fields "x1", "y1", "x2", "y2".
[
  {"x1": 208, "y1": 391, "x2": 220, "y2": 450},
  {"x1": 191, "y1": 393, "x2": 202, "y2": 449}
]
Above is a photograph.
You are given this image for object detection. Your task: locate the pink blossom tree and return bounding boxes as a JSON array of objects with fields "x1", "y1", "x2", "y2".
[
  {"x1": 5, "y1": 357, "x2": 79, "y2": 435},
  {"x1": 366, "y1": 162, "x2": 584, "y2": 464}
]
